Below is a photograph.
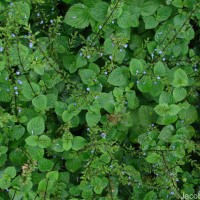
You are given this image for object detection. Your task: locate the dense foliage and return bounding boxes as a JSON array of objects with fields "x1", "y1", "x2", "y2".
[{"x1": 0, "y1": 0, "x2": 200, "y2": 199}]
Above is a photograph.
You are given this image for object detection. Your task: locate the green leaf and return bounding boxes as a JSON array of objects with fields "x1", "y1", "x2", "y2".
[
  {"x1": 0, "y1": 146, "x2": 8, "y2": 155},
  {"x1": 13, "y1": 2, "x2": 30, "y2": 25},
  {"x1": 125, "y1": 90, "x2": 137, "y2": 109},
  {"x1": 38, "y1": 179, "x2": 48, "y2": 192},
  {"x1": 72, "y1": 136, "x2": 87, "y2": 151},
  {"x1": 79, "y1": 69, "x2": 96, "y2": 84},
  {"x1": 27, "y1": 117, "x2": 45, "y2": 135},
  {"x1": 90, "y1": 2, "x2": 109, "y2": 22},
  {"x1": 158, "y1": 125, "x2": 174, "y2": 142},
  {"x1": 149, "y1": 81, "x2": 164, "y2": 97},
  {"x1": 107, "y1": 67, "x2": 129, "y2": 86},
  {"x1": 117, "y1": 11, "x2": 133, "y2": 28},
  {"x1": 62, "y1": 110, "x2": 73, "y2": 122},
  {"x1": 137, "y1": 76, "x2": 152, "y2": 93},
  {"x1": 46, "y1": 171, "x2": 59, "y2": 181},
  {"x1": 99, "y1": 153, "x2": 111, "y2": 164},
  {"x1": 104, "y1": 38, "x2": 115, "y2": 55},
  {"x1": 168, "y1": 104, "x2": 181, "y2": 115},
  {"x1": 107, "y1": 1, "x2": 123, "y2": 20},
  {"x1": 154, "y1": 103, "x2": 169, "y2": 116},
  {"x1": 4, "y1": 167, "x2": 16, "y2": 178},
  {"x1": 159, "y1": 92, "x2": 174, "y2": 104},
  {"x1": 51, "y1": 139, "x2": 64, "y2": 153},
  {"x1": 144, "y1": 191, "x2": 157, "y2": 200},
  {"x1": 62, "y1": 131, "x2": 73, "y2": 151},
  {"x1": 139, "y1": 105, "x2": 157, "y2": 126},
  {"x1": 22, "y1": 81, "x2": 40, "y2": 101},
  {"x1": 25, "y1": 135, "x2": 38, "y2": 147},
  {"x1": 173, "y1": 87, "x2": 187, "y2": 102},
  {"x1": 94, "y1": 185, "x2": 104, "y2": 194},
  {"x1": 156, "y1": 6, "x2": 172, "y2": 22},
  {"x1": 38, "y1": 158, "x2": 54, "y2": 172},
  {"x1": 33, "y1": 63, "x2": 45, "y2": 75},
  {"x1": 143, "y1": 16, "x2": 158, "y2": 29},
  {"x1": 154, "y1": 61, "x2": 165, "y2": 76},
  {"x1": 146, "y1": 153, "x2": 161, "y2": 163},
  {"x1": 141, "y1": 0, "x2": 160, "y2": 16},
  {"x1": 156, "y1": 115, "x2": 178, "y2": 125},
  {"x1": 32, "y1": 94, "x2": 47, "y2": 111},
  {"x1": 38, "y1": 135, "x2": 51, "y2": 148},
  {"x1": 86, "y1": 111, "x2": 101, "y2": 127},
  {"x1": 178, "y1": 106, "x2": 198, "y2": 124},
  {"x1": 13, "y1": 125, "x2": 25, "y2": 140},
  {"x1": 129, "y1": 58, "x2": 144, "y2": 76},
  {"x1": 63, "y1": 141, "x2": 72, "y2": 151},
  {"x1": 65, "y1": 158, "x2": 82, "y2": 172},
  {"x1": 76, "y1": 55, "x2": 87, "y2": 69},
  {"x1": 172, "y1": 0, "x2": 183, "y2": 8},
  {"x1": 26, "y1": 146, "x2": 44, "y2": 161},
  {"x1": 0, "y1": 176, "x2": 11, "y2": 189},
  {"x1": 97, "y1": 92, "x2": 115, "y2": 113},
  {"x1": 172, "y1": 68, "x2": 188, "y2": 87},
  {"x1": 64, "y1": 3, "x2": 91, "y2": 29}
]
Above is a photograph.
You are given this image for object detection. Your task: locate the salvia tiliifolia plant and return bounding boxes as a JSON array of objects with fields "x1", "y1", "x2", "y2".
[{"x1": 0, "y1": 0, "x2": 200, "y2": 199}]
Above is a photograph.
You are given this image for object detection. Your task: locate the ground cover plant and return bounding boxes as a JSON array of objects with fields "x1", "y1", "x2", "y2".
[{"x1": 0, "y1": 0, "x2": 200, "y2": 199}]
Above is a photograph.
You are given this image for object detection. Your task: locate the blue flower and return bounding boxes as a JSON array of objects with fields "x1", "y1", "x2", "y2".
[
  {"x1": 14, "y1": 86, "x2": 18, "y2": 90},
  {"x1": 16, "y1": 71, "x2": 20, "y2": 75},
  {"x1": 100, "y1": 133, "x2": 106, "y2": 138},
  {"x1": 29, "y1": 42, "x2": 33, "y2": 48},
  {"x1": 17, "y1": 80, "x2": 22, "y2": 85},
  {"x1": 0, "y1": 47, "x2": 4, "y2": 52}
]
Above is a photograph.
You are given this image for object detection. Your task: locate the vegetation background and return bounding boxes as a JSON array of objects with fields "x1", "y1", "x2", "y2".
[{"x1": 0, "y1": 0, "x2": 200, "y2": 199}]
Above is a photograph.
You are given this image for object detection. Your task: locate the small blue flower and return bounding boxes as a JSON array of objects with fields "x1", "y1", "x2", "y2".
[
  {"x1": 0, "y1": 47, "x2": 4, "y2": 52},
  {"x1": 15, "y1": 91, "x2": 18, "y2": 95},
  {"x1": 109, "y1": 55, "x2": 113, "y2": 60},
  {"x1": 87, "y1": 55, "x2": 91, "y2": 59},
  {"x1": 99, "y1": 25, "x2": 102, "y2": 29},
  {"x1": 124, "y1": 44, "x2": 128, "y2": 48},
  {"x1": 100, "y1": 133, "x2": 106, "y2": 138},
  {"x1": 112, "y1": 20, "x2": 115, "y2": 24},
  {"x1": 18, "y1": 108, "x2": 22, "y2": 113},
  {"x1": 79, "y1": 52, "x2": 83, "y2": 56},
  {"x1": 14, "y1": 86, "x2": 18, "y2": 90},
  {"x1": 143, "y1": 71, "x2": 147, "y2": 74},
  {"x1": 50, "y1": 19, "x2": 53, "y2": 23},
  {"x1": 40, "y1": 20, "x2": 44, "y2": 24},
  {"x1": 157, "y1": 76, "x2": 161, "y2": 80},
  {"x1": 17, "y1": 80, "x2": 22, "y2": 85},
  {"x1": 158, "y1": 51, "x2": 163, "y2": 55},
  {"x1": 11, "y1": 33, "x2": 15, "y2": 37},
  {"x1": 86, "y1": 87, "x2": 90, "y2": 91},
  {"x1": 37, "y1": 13, "x2": 40, "y2": 17},
  {"x1": 104, "y1": 71, "x2": 108, "y2": 75},
  {"x1": 163, "y1": 57, "x2": 166, "y2": 61},
  {"x1": 16, "y1": 71, "x2": 20, "y2": 75},
  {"x1": 29, "y1": 42, "x2": 33, "y2": 48}
]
